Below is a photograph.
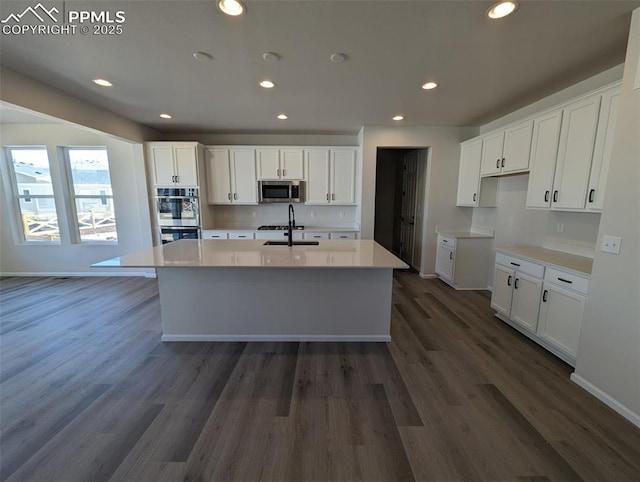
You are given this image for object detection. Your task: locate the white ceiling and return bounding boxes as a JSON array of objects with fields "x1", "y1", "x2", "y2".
[{"x1": 1, "y1": 0, "x2": 639, "y2": 134}]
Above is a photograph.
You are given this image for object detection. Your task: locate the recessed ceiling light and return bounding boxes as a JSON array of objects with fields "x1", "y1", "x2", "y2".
[
  {"x1": 393, "y1": 115, "x2": 404, "y2": 121},
  {"x1": 262, "y1": 52, "x2": 281, "y2": 62},
  {"x1": 193, "y1": 51, "x2": 213, "y2": 61},
  {"x1": 259, "y1": 80, "x2": 276, "y2": 89},
  {"x1": 330, "y1": 53, "x2": 347, "y2": 63},
  {"x1": 487, "y1": 1, "x2": 518, "y2": 19},
  {"x1": 92, "y1": 78, "x2": 113, "y2": 87},
  {"x1": 159, "y1": 113, "x2": 172, "y2": 119},
  {"x1": 217, "y1": 0, "x2": 245, "y2": 16},
  {"x1": 277, "y1": 114, "x2": 288, "y2": 120},
  {"x1": 422, "y1": 81, "x2": 438, "y2": 90}
]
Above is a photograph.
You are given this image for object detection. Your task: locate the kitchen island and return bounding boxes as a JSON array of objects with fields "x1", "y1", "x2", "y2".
[{"x1": 94, "y1": 239, "x2": 408, "y2": 342}]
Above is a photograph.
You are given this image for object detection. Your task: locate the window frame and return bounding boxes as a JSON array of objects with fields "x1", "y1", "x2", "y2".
[
  {"x1": 3, "y1": 146, "x2": 62, "y2": 244},
  {"x1": 62, "y1": 146, "x2": 119, "y2": 245}
]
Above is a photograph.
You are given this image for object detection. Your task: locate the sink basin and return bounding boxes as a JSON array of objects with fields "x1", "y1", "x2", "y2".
[{"x1": 263, "y1": 241, "x2": 320, "y2": 246}]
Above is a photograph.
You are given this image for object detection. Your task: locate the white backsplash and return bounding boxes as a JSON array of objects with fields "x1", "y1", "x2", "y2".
[{"x1": 206, "y1": 204, "x2": 358, "y2": 229}]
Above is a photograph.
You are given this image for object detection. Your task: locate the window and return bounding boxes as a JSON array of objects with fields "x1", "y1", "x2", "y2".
[
  {"x1": 6, "y1": 147, "x2": 60, "y2": 242},
  {"x1": 65, "y1": 147, "x2": 118, "y2": 243}
]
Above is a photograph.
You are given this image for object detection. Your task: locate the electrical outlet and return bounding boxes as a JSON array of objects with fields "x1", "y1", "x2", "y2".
[
  {"x1": 601, "y1": 235, "x2": 622, "y2": 254},
  {"x1": 507, "y1": 217, "x2": 514, "y2": 226},
  {"x1": 556, "y1": 223, "x2": 564, "y2": 233},
  {"x1": 252, "y1": 211, "x2": 257, "y2": 218},
  {"x1": 339, "y1": 211, "x2": 345, "y2": 219},
  {"x1": 310, "y1": 211, "x2": 316, "y2": 218}
]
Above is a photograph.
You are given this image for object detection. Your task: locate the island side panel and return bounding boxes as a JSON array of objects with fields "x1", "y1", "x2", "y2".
[{"x1": 156, "y1": 267, "x2": 394, "y2": 341}]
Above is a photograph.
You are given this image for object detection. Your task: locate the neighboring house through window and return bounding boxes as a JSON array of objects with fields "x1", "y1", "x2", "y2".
[{"x1": 6, "y1": 147, "x2": 60, "y2": 242}]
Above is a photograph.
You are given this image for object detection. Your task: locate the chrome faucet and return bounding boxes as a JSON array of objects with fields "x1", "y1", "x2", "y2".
[{"x1": 288, "y1": 203, "x2": 295, "y2": 247}]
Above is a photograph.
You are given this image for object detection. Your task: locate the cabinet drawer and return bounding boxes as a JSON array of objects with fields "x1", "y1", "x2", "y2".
[
  {"x1": 304, "y1": 232, "x2": 329, "y2": 240},
  {"x1": 330, "y1": 232, "x2": 357, "y2": 240},
  {"x1": 438, "y1": 234, "x2": 456, "y2": 249},
  {"x1": 544, "y1": 268, "x2": 589, "y2": 294},
  {"x1": 228, "y1": 232, "x2": 255, "y2": 240},
  {"x1": 202, "y1": 230, "x2": 228, "y2": 239},
  {"x1": 496, "y1": 253, "x2": 544, "y2": 278}
]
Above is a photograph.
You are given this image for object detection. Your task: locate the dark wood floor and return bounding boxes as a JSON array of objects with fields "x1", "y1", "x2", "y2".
[{"x1": 1, "y1": 273, "x2": 639, "y2": 482}]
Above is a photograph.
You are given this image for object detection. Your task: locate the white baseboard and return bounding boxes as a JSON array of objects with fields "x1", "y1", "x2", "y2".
[
  {"x1": 570, "y1": 373, "x2": 640, "y2": 429},
  {"x1": 161, "y1": 334, "x2": 391, "y2": 342},
  {"x1": 418, "y1": 272, "x2": 438, "y2": 279},
  {"x1": 1, "y1": 270, "x2": 155, "y2": 278}
]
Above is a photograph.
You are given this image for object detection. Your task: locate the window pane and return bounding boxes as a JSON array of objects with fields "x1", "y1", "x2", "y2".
[
  {"x1": 67, "y1": 148, "x2": 113, "y2": 195},
  {"x1": 10, "y1": 148, "x2": 54, "y2": 195},
  {"x1": 18, "y1": 197, "x2": 60, "y2": 242},
  {"x1": 75, "y1": 198, "x2": 118, "y2": 242}
]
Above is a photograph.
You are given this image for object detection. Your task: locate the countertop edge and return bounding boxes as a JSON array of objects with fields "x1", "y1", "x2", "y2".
[{"x1": 495, "y1": 246, "x2": 592, "y2": 276}]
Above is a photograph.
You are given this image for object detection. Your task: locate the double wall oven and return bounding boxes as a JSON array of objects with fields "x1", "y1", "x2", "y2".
[{"x1": 155, "y1": 188, "x2": 200, "y2": 244}]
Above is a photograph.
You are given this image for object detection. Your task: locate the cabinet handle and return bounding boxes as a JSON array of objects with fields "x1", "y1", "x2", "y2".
[
  {"x1": 228, "y1": 193, "x2": 231, "y2": 200},
  {"x1": 234, "y1": 193, "x2": 238, "y2": 200},
  {"x1": 553, "y1": 190, "x2": 558, "y2": 203},
  {"x1": 176, "y1": 175, "x2": 179, "y2": 183},
  {"x1": 496, "y1": 159, "x2": 500, "y2": 169},
  {"x1": 514, "y1": 278, "x2": 519, "y2": 289},
  {"x1": 542, "y1": 290, "x2": 548, "y2": 302},
  {"x1": 507, "y1": 275, "x2": 512, "y2": 286},
  {"x1": 171, "y1": 175, "x2": 175, "y2": 182},
  {"x1": 544, "y1": 190, "x2": 550, "y2": 202},
  {"x1": 449, "y1": 252, "x2": 453, "y2": 260},
  {"x1": 283, "y1": 169, "x2": 286, "y2": 177},
  {"x1": 510, "y1": 262, "x2": 520, "y2": 267},
  {"x1": 332, "y1": 193, "x2": 335, "y2": 201},
  {"x1": 473, "y1": 193, "x2": 477, "y2": 202},
  {"x1": 557, "y1": 277, "x2": 573, "y2": 284},
  {"x1": 588, "y1": 189, "x2": 595, "y2": 203},
  {"x1": 442, "y1": 239, "x2": 448, "y2": 243},
  {"x1": 501, "y1": 158, "x2": 505, "y2": 168}
]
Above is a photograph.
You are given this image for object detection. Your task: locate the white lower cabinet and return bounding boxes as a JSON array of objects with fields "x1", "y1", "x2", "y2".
[
  {"x1": 329, "y1": 232, "x2": 357, "y2": 240},
  {"x1": 202, "y1": 230, "x2": 228, "y2": 240},
  {"x1": 435, "y1": 234, "x2": 493, "y2": 290},
  {"x1": 228, "y1": 232, "x2": 254, "y2": 240},
  {"x1": 303, "y1": 232, "x2": 329, "y2": 240},
  {"x1": 255, "y1": 231, "x2": 303, "y2": 241},
  {"x1": 490, "y1": 251, "x2": 589, "y2": 366}
]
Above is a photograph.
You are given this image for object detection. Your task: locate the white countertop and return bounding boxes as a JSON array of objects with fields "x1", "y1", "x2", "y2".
[
  {"x1": 94, "y1": 239, "x2": 408, "y2": 269},
  {"x1": 437, "y1": 230, "x2": 494, "y2": 239},
  {"x1": 204, "y1": 226, "x2": 359, "y2": 232},
  {"x1": 497, "y1": 246, "x2": 593, "y2": 275}
]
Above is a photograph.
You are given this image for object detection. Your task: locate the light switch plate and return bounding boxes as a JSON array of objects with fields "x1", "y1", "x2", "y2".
[{"x1": 601, "y1": 235, "x2": 622, "y2": 254}]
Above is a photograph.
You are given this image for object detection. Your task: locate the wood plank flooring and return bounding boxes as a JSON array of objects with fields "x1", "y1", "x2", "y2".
[{"x1": 1, "y1": 272, "x2": 639, "y2": 481}]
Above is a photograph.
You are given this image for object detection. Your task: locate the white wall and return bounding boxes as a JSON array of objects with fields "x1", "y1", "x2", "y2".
[
  {"x1": 359, "y1": 126, "x2": 477, "y2": 276},
  {"x1": 0, "y1": 124, "x2": 153, "y2": 275},
  {"x1": 573, "y1": 8, "x2": 640, "y2": 424},
  {"x1": 0, "y1": 67, "x2": 159, "y2": 143},
  {"x1": 165, "y1": 133, "x2": 358, "y2": 146}
]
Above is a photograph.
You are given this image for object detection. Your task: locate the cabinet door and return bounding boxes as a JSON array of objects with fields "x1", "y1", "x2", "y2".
[
  {"x1": 457, "y1": 139, "x2": 482, "y2": 206},
  {"x1": 230, "y1": 149, "x2": 258, "y2": 204},
  {"x1": 491, "y1": 265, "x2": 514, "y2": 316},
  {"x1": 502, "y1": 120, "x2": 533, "y2": 173},
  {"x1": 257, "y1": 149, "x2": 280, "y2": 180},
  {"x1": 280, "y1": 149, "x2": 304, "y2": 180},
  {"x1": 331, "y1": 149, "x2": 356, "y2": 204},
  {"x1": 150, "y1": 145, "x2": 176, "y2": 186},
  {"x1": 174, "y1": 145, "x2": 199, "y2": 186},
  {"x1": 537, "y1": 283, "x2": 586, "y2": 357},
  {"x1": 552, "y1": 95, "x2": 601, "y2": 210},
  {"x1": 510, "y1": 273, "x2": 543, "y2": 332},
  {"x1": 435, "y1": 245, "x2": 454, "y2": 281},
  {"x1": 526, "y1": 110, "x2": 563, "y2": 208},
  {"x1": 305, "y1": 149, "x2": 330, "y2": 204},
  {"x1": 480, "y1": 131, "x2": 505, "y2": 176},
  {"x1": 586, "y1": 89, "x2": 620, "y2": 211},
  {"x1": 206, "y1": 148, "x2": 232, "y2": 204},
  {"x1": 303, "y1": 232, "x2": 329, "y2": 240}
]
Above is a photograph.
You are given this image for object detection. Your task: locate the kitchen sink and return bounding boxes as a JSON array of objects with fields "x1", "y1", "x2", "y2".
[{"x1": 263, "y1": 241, "x2": 320, "y2": 246}]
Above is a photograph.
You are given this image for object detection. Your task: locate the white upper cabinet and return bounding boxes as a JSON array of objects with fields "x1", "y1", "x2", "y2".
[
  {"x1": 526, "y1": 109, "x2": 563, "y2": 208},
  {"x1": 305, "y1": 148, "x2": 356, "y2": 205},
  {"x1": 480, "y1": 120, "x2": 533, "y2": 176},
  {"x1": 457, "y1": 138, "x2": 483, "y2": 206},
  {"x1": 551, "y1": 94, "x2": 602, "y2": 210},
  {"x1": 586, "y1": 86, "x2": 620, "y2": 211},
  {"x1": 148, "y1": 142, "x2": 200, "y2": 187},
  {"x1": 256, "y1": 148, "x2": 304, "y2": 180},
  {"x1": 205, "y1": 147, "x2": 257, "y2": 204},
  {"x1": 331, "y1": 149, "x2": 356, "y2": 204}
]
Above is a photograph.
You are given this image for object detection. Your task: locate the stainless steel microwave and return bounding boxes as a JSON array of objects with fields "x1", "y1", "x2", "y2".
[{"x1": 258, "y1": 180, "x2": 305, "y2": 203}]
